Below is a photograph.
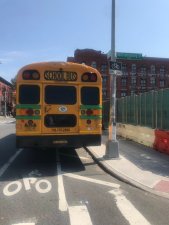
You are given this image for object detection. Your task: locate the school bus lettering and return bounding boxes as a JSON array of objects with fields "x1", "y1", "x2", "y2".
[{"x1": 44, "y1": 70, "x2": 77, "y2": 81}]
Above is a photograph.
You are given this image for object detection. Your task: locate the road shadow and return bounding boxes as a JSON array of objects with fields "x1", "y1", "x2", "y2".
[
  {"x1": 59, "y1": 147, "x2": 86, "y2": 173},
  {"x1": 0, "y1": 134, "x2": 16, "y2": 168},
  {"x1": 0, "y1": 134, "x2": 85, "y2": 182}
]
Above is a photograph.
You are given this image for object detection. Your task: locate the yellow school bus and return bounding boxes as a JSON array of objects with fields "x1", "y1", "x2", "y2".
[{"x1": 16, "y1": 62, "x2": 102, "y2": 148}]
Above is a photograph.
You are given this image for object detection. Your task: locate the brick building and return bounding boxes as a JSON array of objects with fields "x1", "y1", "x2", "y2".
[
  {"x1": 0, "y1": 77, "x2": 13, "y2": 115},
  {"x1": 67, "y1": 49, "x2": 110, "y2": 100},
  {"x1": 115, "y1": 52, "x2": 169, "y2": 98},
  {"x1": 68, "y1": 49, "x2": 169, "y2": 98}
]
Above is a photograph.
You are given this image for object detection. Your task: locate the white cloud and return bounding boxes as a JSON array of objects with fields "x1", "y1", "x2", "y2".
[
  {"x1": 0, "y1": 50, "x2": 28, "y2": 63},
  {"x1": 4, "y1": 50, "x2": 28, "y2": 58}
]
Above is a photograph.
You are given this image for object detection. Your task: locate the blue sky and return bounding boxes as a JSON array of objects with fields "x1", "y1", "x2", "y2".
[{"x1": 0, "y1": 0, "x2": 169, "y2": 82}]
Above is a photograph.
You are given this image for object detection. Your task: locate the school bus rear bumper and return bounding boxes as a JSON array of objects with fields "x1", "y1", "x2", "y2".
[{"x1": 16, "y1": 134, "x2": 101, "y2": 148}]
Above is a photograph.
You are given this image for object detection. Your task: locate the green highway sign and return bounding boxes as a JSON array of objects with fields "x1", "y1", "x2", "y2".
[{"x1": 116, "y1": 52, "x2": 143, "y2": 60}]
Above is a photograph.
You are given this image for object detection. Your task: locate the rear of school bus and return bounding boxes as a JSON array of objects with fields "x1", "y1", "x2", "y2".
[{"x1": 16, "y1": 62, "x2": 102, "y2": 149}]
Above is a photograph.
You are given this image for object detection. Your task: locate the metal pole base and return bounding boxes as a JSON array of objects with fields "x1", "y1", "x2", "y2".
[{"x1": 104, "y1": 140, "x2": 119, "y2": 159}]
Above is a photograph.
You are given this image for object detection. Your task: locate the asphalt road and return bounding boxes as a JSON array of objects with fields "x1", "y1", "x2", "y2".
[{"x1": 0, "y1": 122, "x2": 169, "y2": 225}]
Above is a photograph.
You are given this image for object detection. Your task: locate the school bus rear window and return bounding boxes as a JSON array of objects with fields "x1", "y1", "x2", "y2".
[
  {"x1": 81, "y1": 87, "x2": 100, "y2": 105},
  {"x1": 45, "y1": 85, "x2": 76, "y2": 104},
  {"x1": 19, "y1": 85, "x2": 40, "y2": 104}
]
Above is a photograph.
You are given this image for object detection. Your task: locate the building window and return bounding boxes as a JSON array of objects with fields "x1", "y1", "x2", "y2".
[
  {"x1": 131, "y1": 64, "x2": 136, "y2": 75},
  {"x1": 102, "y1": 90, "x2": 107, "y2": 98},
  {"x1": 141, "y1": 86, "x2": 146, "y2": 90},
  {"x1": 122, "y1": 64, "x2": 128, "y2": 76},
  {"x1": 140, "y1": 65, "x2": 147, "y2": 76},
  {"x1": 131, "y1": 91, "x2": 136, "y2": 95},
  {"x1": 131, "y1": 78, "x2": 136, "y2": 88},
  {"x1": 102, "y1": 76, "x2": 107, "y2": 85},
  {"x1": 150, "y1": 65, "x2": 156, "y2": 74},
  {"x1": 121, "y1": 91, "x2": 126, "y2": 97},
  {"x1": 91, "y1": 61, "x2": 97, "y2": 68},
  {"x1": 150, "y1": 77, "x2": 156, "y2": 85},
  {"x1": 101, "y1": 64, "x2": 107, "y2": 73},
  {"x1": 160, "y1": 66, "x2": 165, "y2": 77},
  {"x1": 2, "y1": 86, "x2": 6, "y2": 93},
  {"x1": 121, "y1": 78, "x2": 127, "y2": 86},
  {"x1": 140, "y1": 79, "x2": 146, "y2": 86},
  {"x1": 131, "y1": 77, "x2": 136, "y2": 84},
  {"x1": 160, "y1": 80, "x2": 165, "y2": 87}
]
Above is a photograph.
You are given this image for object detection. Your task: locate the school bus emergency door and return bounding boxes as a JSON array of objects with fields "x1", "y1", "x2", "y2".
[{"x1": 42, "y1": 84, "x2": 79, "y2": 135}]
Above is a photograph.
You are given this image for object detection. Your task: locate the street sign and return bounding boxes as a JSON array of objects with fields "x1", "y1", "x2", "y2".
[
  {"x1": 116, "y1": 52, "x2": 142, "y2": 60},
  {"x1": 109, "y1": 70, "x2": 122, "y2": 76},
  {"x1": 109, "y1": 61, "x2": 122, "y2": 71}
]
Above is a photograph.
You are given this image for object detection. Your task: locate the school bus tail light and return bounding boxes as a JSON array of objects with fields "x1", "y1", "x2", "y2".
[
  {"x1": 22, "y1": 71, "x2": 31, "y2": 79},
  {"x1": 26, "y1": 109, "x2": 34, "y2": 116},
  {"x1": 22, "y1": 70, "x2": 40, "y2": 80},
  {"x1": 32, "y1": 71, "x2": 40, "y2": 79},
  {"x1": 86, "y1": 109, "x2": 93, "y2": 116},
  {"x1": 82, "y1": 72, "x2": 97, "y2": 82},
  {"x1": 87, "y1": 119, "x2": 91, "y2": 124}
]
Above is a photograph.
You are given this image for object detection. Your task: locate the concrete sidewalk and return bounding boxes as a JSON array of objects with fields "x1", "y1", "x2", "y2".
[
  {"x1": 0, "y1": 115, "x2": 16, "y2": 124},
  {"x1": 86, "y1": 131, "x2": 169, "y2": 199}
]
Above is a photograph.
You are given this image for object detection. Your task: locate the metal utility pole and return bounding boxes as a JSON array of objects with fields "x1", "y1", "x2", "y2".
[
  {"x1": 0, "y1": 62, "x2": 2, "y2": 115},
  {"x1": 105, "y1": 0, "x2": 120, "y2": 158},
  {"x1": 4, "y1": 91, "x2": 7, "y2": 117}
]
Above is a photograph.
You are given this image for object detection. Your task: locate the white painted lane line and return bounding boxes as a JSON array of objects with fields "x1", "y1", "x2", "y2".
[
  {"x1": 64, "y1": 173, "x2": 120, "y2": 189},
  {"x1": 69, "y1": 205, "x2": 93, "y2": 225},
  {"x1": 0, "y1": 149, "x2": 23, "y2": 177},
  {"x1": 12, "y1": 223, "x2": 35, "y2": 225},
  {"x1": 11, "y1": 217, "x2": 37, "y2": 224},
  {"x1": 109, "y1": 189, "x2": 151, "y2": 225},
  {"x1": 56, "y1": 151, "x2": 68, "y2": 212}
]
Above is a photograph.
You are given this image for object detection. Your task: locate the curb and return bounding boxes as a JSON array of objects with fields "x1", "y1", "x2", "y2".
[{"x1": 85, "y1": 146, "x2": 169, "y2": 200}]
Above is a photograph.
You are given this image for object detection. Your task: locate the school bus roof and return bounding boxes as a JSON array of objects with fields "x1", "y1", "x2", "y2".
[
  {"x1": 17, "y1": 61, "x2": 98, "y2": 72},
  {"x1": 16, "y1": 61, "x2": 102, "y2": 83}
]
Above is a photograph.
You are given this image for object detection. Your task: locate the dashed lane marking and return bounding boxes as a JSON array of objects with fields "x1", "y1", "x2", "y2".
[
  {"x1": 12, "y1": 223, "x2": 35, "y2": 225},
  {"x1": 11, "y1": 216, "x2": 37, "y2": 225},
  {"x1": 56, "y1": 151, "x2": 68, "y2": 212},
  {"x1": 68, "y1": 205, "x2": 93, "y2": 225},
  {"x1": 109, "y1": 189, "x2": 151, "y2": 225},
  {"x1": 0, "y1": 149, "x2": 23, "y2": 177}
]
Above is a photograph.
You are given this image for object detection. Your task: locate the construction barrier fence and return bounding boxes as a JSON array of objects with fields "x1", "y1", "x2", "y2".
[{"x1": 117, "y1": 88, "x2": 169, "y2": 130}]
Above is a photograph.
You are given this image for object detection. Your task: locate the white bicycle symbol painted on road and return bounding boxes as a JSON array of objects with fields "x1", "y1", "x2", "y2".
[{"x1": 3, "y1": 177, "x2": 52, "y2": 196}]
